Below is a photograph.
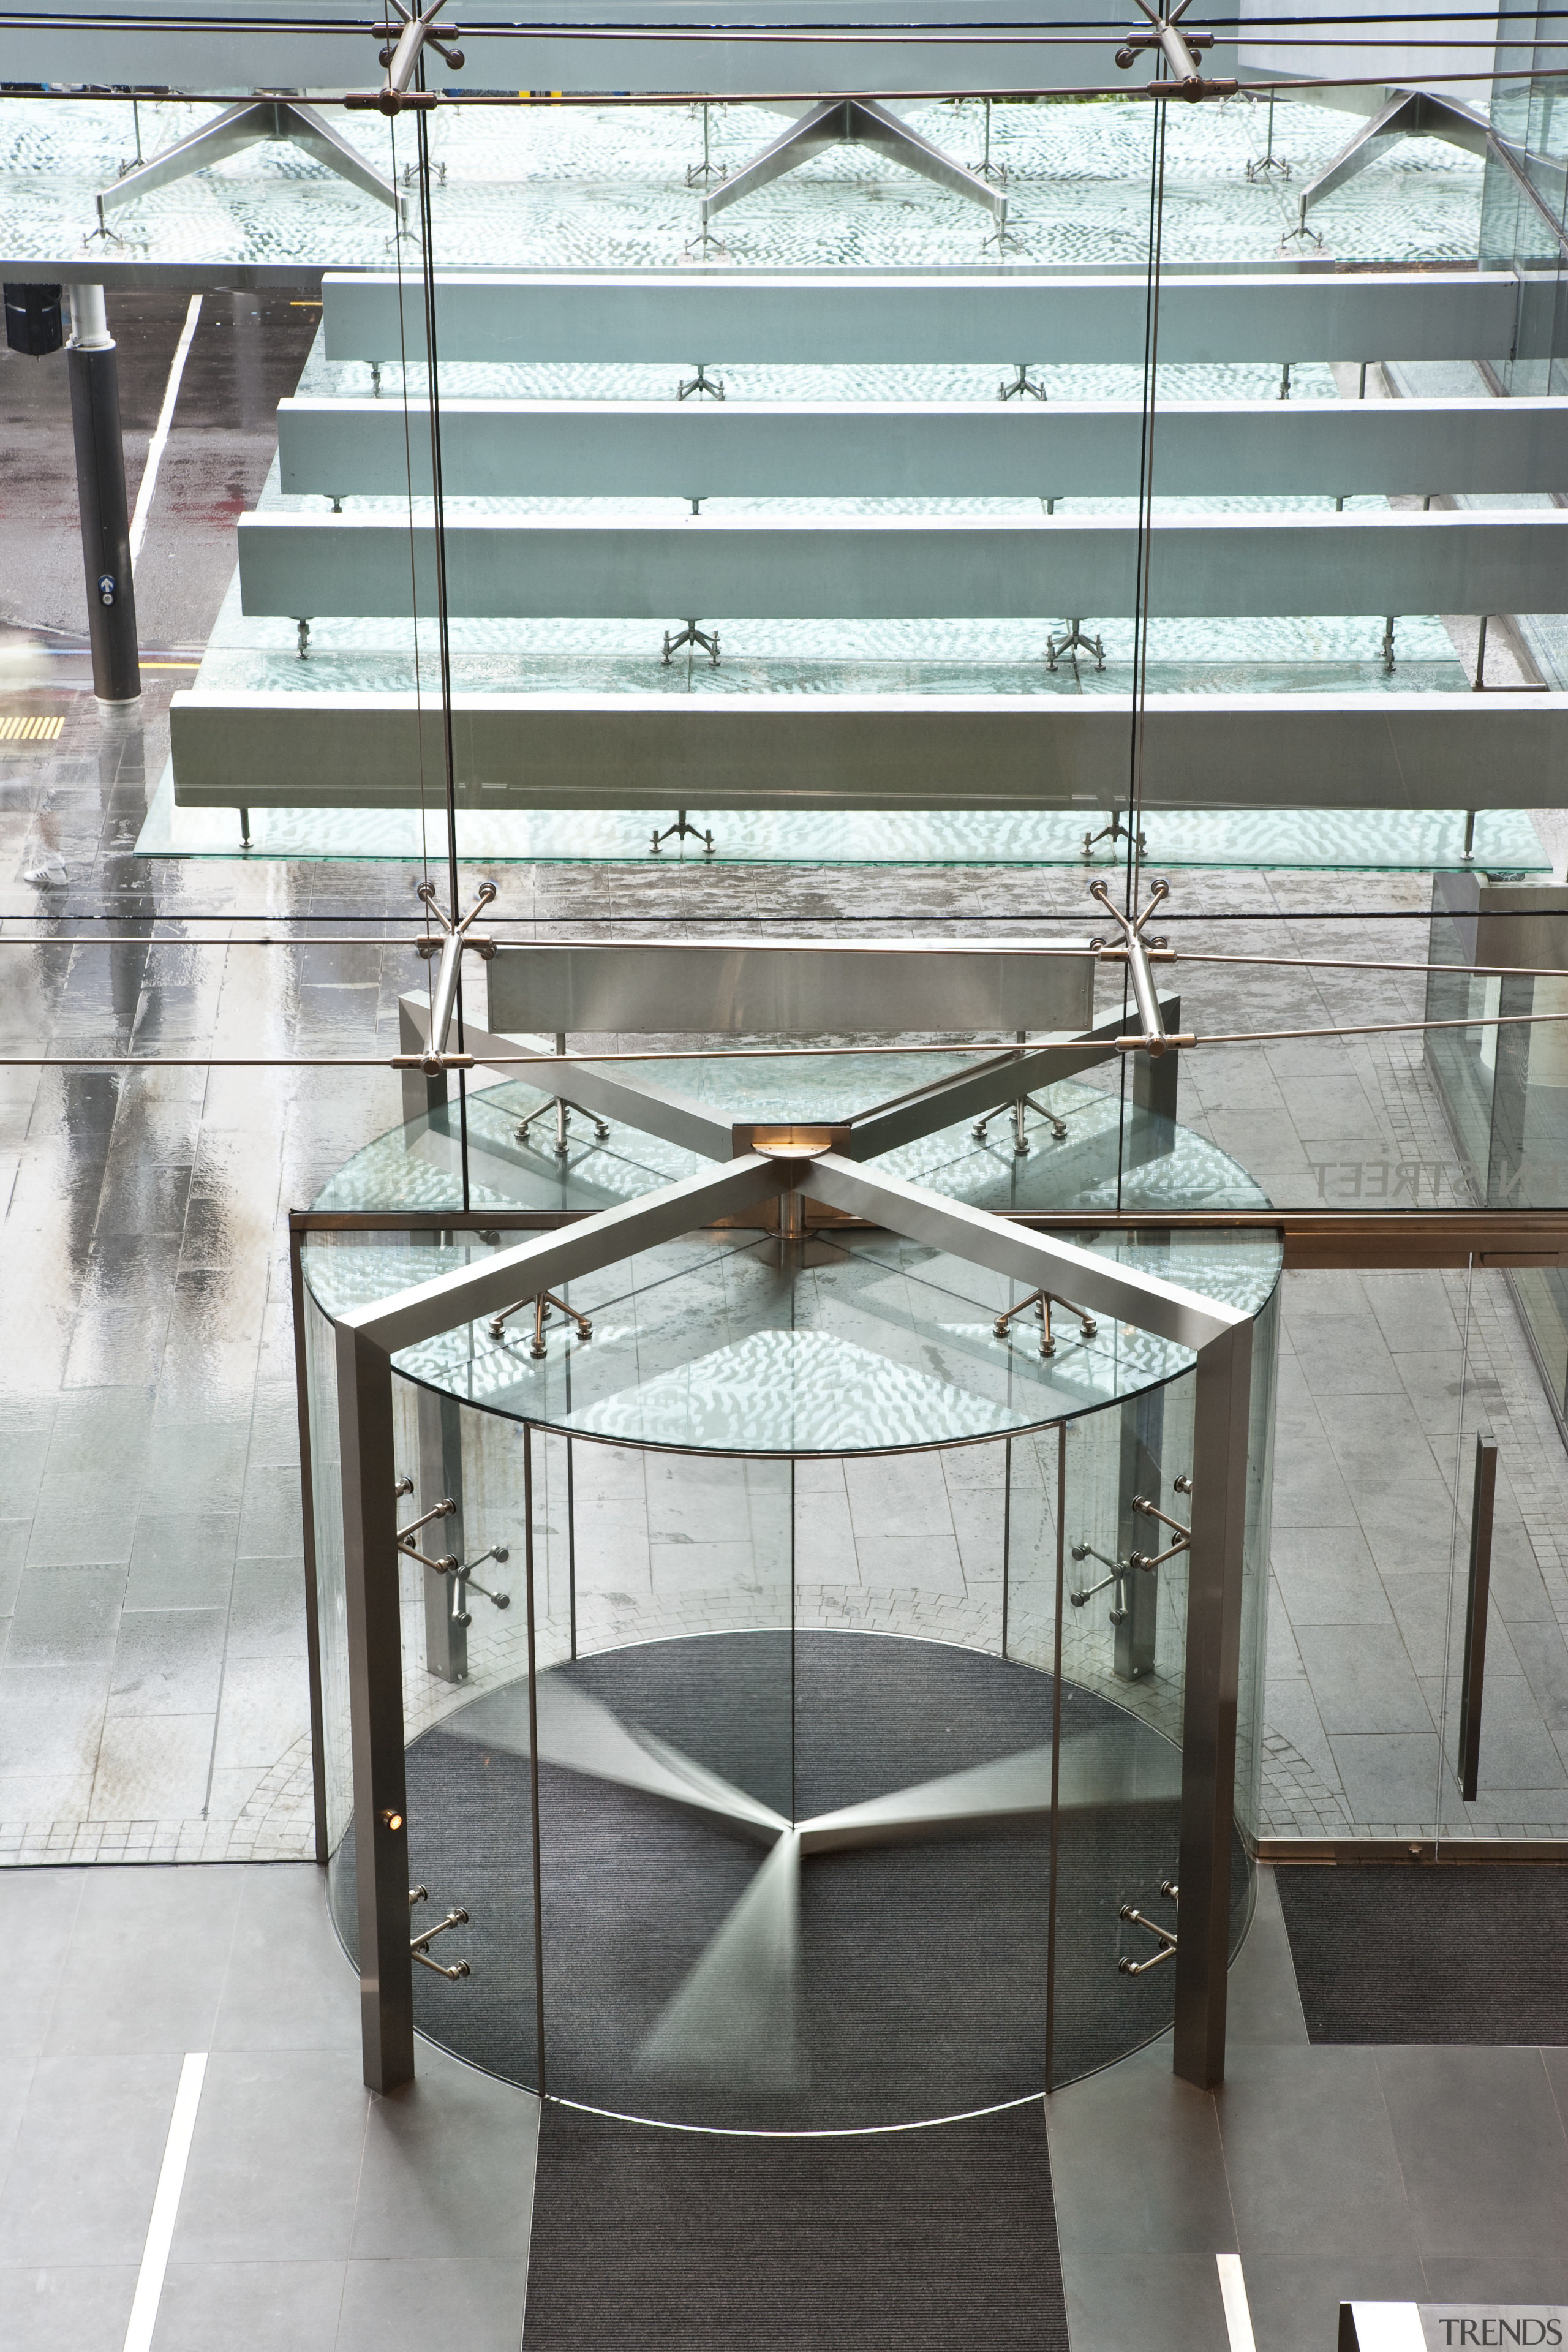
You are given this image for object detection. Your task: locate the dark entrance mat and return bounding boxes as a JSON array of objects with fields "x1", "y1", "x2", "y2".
[
  {"x1": 334, "y1": 1630, "x2": 1197, "y2": 2127},
  {"x1": 521, "y1": 2097, "x2": 1068, "y2": 2352},
  {"x1": 1275, "y1": 1864, "x2": 1568, "y2": 2044}
]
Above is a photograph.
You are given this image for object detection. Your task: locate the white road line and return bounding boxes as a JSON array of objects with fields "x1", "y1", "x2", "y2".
[
  {"x1": 123, "y1": 2050, "x2": 207, "y2": 2352},
  {"x1": 127, "y1": 294, "x2": 202, "y2": 568},
  {"x1": 1217, "y1": 2252, "x2": 1258, "y2": 2352}
]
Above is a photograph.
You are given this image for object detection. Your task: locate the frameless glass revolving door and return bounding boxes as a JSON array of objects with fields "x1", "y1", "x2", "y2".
[{"x1": 303, "y1": 1211, "x2": 1280, "y2": 2127}]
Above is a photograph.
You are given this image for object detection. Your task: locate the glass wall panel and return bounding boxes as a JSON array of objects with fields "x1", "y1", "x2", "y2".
[
  {"x1": 529, "y1": 1439, "x2": 796, "y2": 2121},
  {"x1": 1256, "y1": 1261, "x2": 1568, "y2": 1848},
  {"x1": 1431, "y1": 1262, "x2": 1568, "y2": 1843},
  {"x1": 1426, "y1": 876, "x2": 1568, "y2": 1427}
]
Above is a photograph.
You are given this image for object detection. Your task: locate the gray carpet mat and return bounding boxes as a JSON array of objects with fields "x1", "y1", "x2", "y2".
[
  {"x1": 339, "y1": 1631, "x2": 1201, "y2": 2127},
  {"x1": 521, "y1": 2097, "x2": 1069, "y2": 2352},
  {"x1": 1276, "y1": 1863, "x2": 1568, "y2": 2043}
]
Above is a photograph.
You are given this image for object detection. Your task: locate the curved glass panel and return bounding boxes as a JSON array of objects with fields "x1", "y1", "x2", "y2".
[
  {"x1": 304, "y1": 1223, "x2": 1278, "y2": 1456},
  {"x1": 304, "y1": 1210, "x2": 1280, "y2": 2113}
]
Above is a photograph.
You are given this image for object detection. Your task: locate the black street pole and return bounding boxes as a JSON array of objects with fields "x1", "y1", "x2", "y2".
[{"x1": 66, "y1": 284, "x2": 140, "y2": 709}]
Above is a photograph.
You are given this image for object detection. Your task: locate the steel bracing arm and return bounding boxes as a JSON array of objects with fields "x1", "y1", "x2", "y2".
[
  {"x1": 1292, "y1": 89, "x2": 1489, "y2": 238},
  {"x1": 96, "y1": 100, "x2": 406, "y2": 235},
  {"x1": 699, "y1": 99, "x2": 1006, "y2": 236}
]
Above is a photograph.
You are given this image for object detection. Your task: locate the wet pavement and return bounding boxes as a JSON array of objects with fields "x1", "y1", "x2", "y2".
[{"x1": 1, "y1": 288, "x2": 320, "y2": 658}]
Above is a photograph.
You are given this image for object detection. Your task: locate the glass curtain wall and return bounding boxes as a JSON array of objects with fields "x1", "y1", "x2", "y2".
[
  {"x1": 1482, "y1": 19, "x2": 1568, "y2": 391},
  {"x1": 6, "y1": 29, "x2": 1568, "y2": 1949}
]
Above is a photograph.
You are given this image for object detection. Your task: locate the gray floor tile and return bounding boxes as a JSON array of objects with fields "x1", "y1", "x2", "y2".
[
  {"x1": 1295, "y1": 1317, "x2": 1400, "y2": 1396},
  {"x1": 1425, "y1": 1674, "x2": 1568, "y2": 1792},
  {"x1": 170, "y1": 2049, "x2": 369, "y2": 2263},
  {"x1": 225, "y1": 1559, "x2": 308, "y2": 1660},
  {"x1": 1513, "y1": 1624, "x2": 1568, "y2": 1742},
  {"x1": 1271, "y1": 1526, "x2": 1393, "y2": 1627},
  {"x1": 1262, "y1": 1673, "x2": 1342, "y2": 1793},
  {"x1": 1046, "y1": 2047, "x2": 1233, "y2": 2254},
  {"x1": 0, "y1": 2052, "x2": 183, "y2": 2266},
  {"x1": 1216, "y1": 2045, "x2": 1419, "y2": 2260},
  {"x1": 0, "y1": 1520, "x2": 28, "y2": 1616},
  {"x1": 143, "y1": 1422, "x2": 252, "y2": 1516},
  {"x1": 0, "y1": 1664, "x2": 112, "y2": 1775},
  {"x1": 88, "y1": 1712, "x2": 216, "y2": 1820},
  {"x1": 1060, "y1": 2250, "x2": 1231, "y2": 2352},
  {"x1": 1330, "y1": 1733, "x2": 1449, "y2": 1822},
  {"x1": 335, "y1": 2257, "x2": 531, "y2": 2352},
  {"x1": 1349, "y1": 1487, "x2": 1461, "y2": 1566},
  {"x1": 0, "y1": 2056, "x2": 38, "y2": 2187},
  {"x1": 23, "y1": 1509, "x2": 136, "y2": 1567},
  {"x1": 1376, "y1": 2048, "x2": 1568, "y2": 2260},
  {"x1": 351, "y1": 2057, "x2": 539, "y2": 2259},
  {"x1": 42, "y1": 1866, "x2": 245, "y2": 2057},
  {"x1": 1382, "y1": 1572, "x2": 1469, "y2": 1682},
  {"x1": 0, "y1": 1402, "x2": 58, "y2": 1513},
  {"x1": 5, "y1": 1568, "x2": 124, "y2": 1667},
  {"x1": 1485, "y1": 1525, "x2": 1558, "y2": 1626},
  {"x1": 235, "y1": 1483, "x2": 308, "y2": 1563},
  {"x1": 211, "y1": 1656, "x2": 310, "y2": 1771},
  {"x1": 1543, "y1": 2046, "x2": 1568, "y2": 2132},
  {"x1": 1226, "y1": 1869, "x2": 1310, "y2": 2050},
  {"x1": 0, "y1": 2263, "x2": 140, "y2": 2352},
  {"x1": 212, "y1": 1866, "x2": 360, "y2": 2054},
  {"x1": 107, "y1": 1607, "x2": 228, "y2": 1716},
  {"x1": 1294, "y1": 1626, "x2": 1435, "y2": 1736},
  {"x1": 1420, "y1": 2258, "x2": 1568, "y2": 2304},
  {"x1": 1244, "y1": 2255, "x2": 1434, "y2": 2352},
  {"x1": 0, "y1": 1869, "x2": 80, "y2": 2056},
  {"x1": 40, "y1": 1390, "x2": 156, "y2": 1490},
  {"x1": 154, "y1": 2258, "x2": 347, "y2": 2351},
  {"x1": 123, "y1": 1513, "x2": 240, "y2": 1611}
]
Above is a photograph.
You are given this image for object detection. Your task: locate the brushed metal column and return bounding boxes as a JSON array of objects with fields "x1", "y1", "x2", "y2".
[
  {"x1": 336, "y1": 1324, "x2": 415, "y2": 2094},
  {"x1": 418, "y1": 1387, "x2": 467, "y2": 1684},
  {"x1": 1114, "y1": 1387, "x2": 1163, "y2": 1684},
  {"x1": 67, "y1": 284, "x2": 140, "y2": 708},
  {"x1": 1172, "y1": 1320, "x2": 1254, "y2": 2090}
]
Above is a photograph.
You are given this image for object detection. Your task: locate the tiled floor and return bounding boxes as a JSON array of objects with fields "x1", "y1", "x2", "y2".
[
  {"x1": 4, "y1": 1858, "x2": 1562, "y2": 2352},
  {"x1": 0, "y1": 1861, "x2": 540, "y2": 2352},
  {"x1": 1048, "y1": 1868, "x2": 1568, "y2": 2352}
]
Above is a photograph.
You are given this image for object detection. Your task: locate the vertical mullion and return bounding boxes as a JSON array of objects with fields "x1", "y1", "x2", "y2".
[
  {"x1": 1172, "y1": 1324, "x2": 1253, "y2": 2090},
  {"x1": 290, "y1": 1217, "x2": 330, "y2": 1869},
  {"x1": 336, "y1": 1324, "x2": 413, "y2": 2094},
  {"x1": 1045, "y1": 1418, "x2": 1066, "y2": 2094},
  {"x1": 1001, "y1": 1433, "x2": 1012, "y2": 1662},
  {"x1": 524, "y1": 1423, "x2": 548, "y2": 2095}
]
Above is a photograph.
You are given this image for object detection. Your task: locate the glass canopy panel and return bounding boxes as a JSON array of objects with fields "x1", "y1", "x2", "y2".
[
  {"x1": 303, "y1": 1223, "x2": 1281, "y2": 1456},
  {"x1": 2, "y1": 95, "x2": 1483, "y2": 281},
  {"x1": 55, "y1": 79, "x2": 1518, "y2": 870},
  {"x1": 311, "y1": 1071, "x2": 1279, "y2": 1223},
  {"x1": 138, "y1": 796, "x2": 1550, "y2": 871}
]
